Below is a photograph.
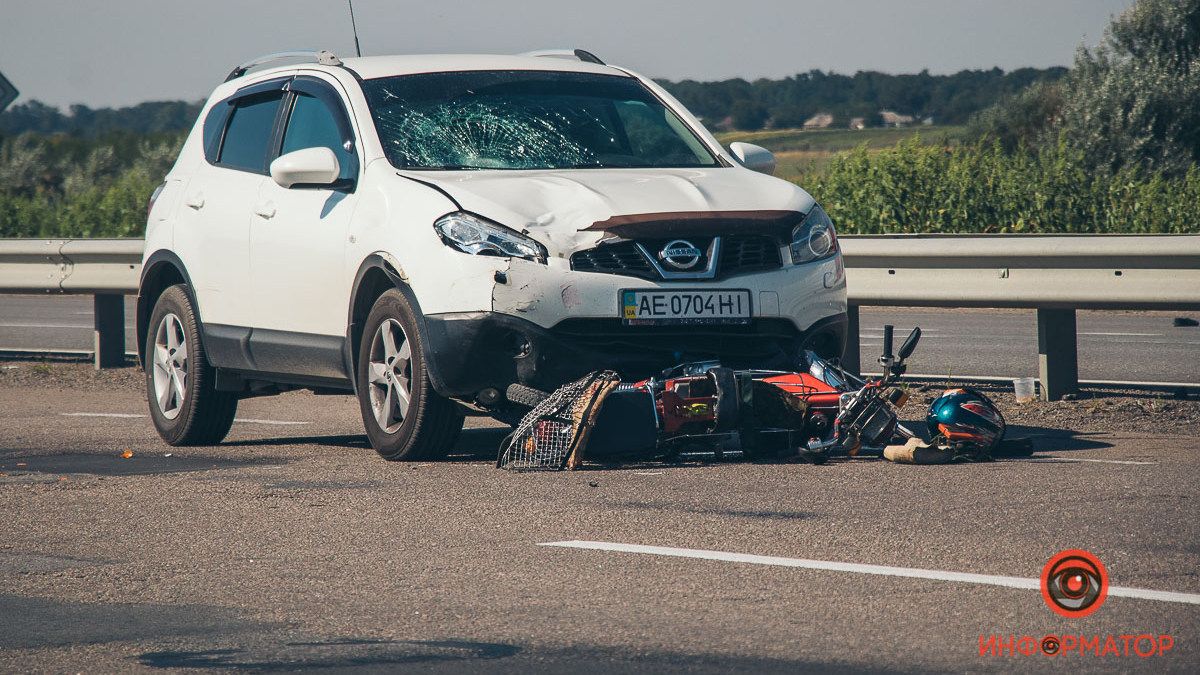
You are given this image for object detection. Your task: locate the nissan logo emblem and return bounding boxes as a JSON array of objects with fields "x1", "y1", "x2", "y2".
[{"x1": 659, "y1": 240, "x2": 703, "y2": 270}]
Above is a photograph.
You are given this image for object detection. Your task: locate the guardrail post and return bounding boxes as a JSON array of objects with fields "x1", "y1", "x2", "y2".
[
  {"x1": 841, "y1": 303, "x2": 861, "y2": 376},
  {"x1": 1037, "y1": 308, "x2": 1078, "y2": 401},
  {"x1": 93, "y1": 293, "x2": 125, "y2": 369}
]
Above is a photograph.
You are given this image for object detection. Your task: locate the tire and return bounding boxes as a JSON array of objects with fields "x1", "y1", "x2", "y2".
[
  {"x1": 145, "y1": 284, "x2": 238, "y2": 446},
  {"x1": 356, "y1": 289, "x2": 464, "y2": 460},
  {"x1": 505, "y1": 383, "x2": 549, "y2": 408}
]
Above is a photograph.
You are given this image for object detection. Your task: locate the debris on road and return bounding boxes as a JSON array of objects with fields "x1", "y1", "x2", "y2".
[
  {"x1": 494, "y1": 325, "x2": 1065, "y2": 471},
  {"x1": 884, "y1": 437, "x2": 954, "y2": 464},
  {"x1": 497, "y1": 370, "x2": 621, "y2": 470},
  {"x1": 498, "y1": 325, "x2": 949, "y2": 470},
  {"x1": 119, "y1": 449, "x2": 133, "y2": 459}
]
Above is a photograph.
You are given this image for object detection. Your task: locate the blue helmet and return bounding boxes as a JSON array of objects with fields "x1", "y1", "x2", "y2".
[{"x1": 926, "y1": 388, "x2": 1005, "y2": 453}]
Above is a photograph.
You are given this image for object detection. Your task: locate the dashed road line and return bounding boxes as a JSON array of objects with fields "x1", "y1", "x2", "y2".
[
  {"x1": 539, "y1": 540, "x2": 1200, "y2": 606},
  {"x1": 1020, "y1": 457, "x2": 1157, "y2": 466},
  {"x1": 0, "y1": 322, "x2": 91, "y2": 329},
  {"x1": 60, "y1": 412, "x2": 307, "y2": 425},
  {"x1": 233, "y1": 418, "x2": 309, "y2": 426}
]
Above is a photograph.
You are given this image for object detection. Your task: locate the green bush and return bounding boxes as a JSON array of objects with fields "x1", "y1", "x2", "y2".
[
  {"x1": 2, "y1": 127, "x2": 1197, "y2": 238},
  {"x1": 0, "y1": 132, "x2": 179, "y2": 238},
  {"x1": 795, "y1": 137, "x2": 1200, "y2": 234}
]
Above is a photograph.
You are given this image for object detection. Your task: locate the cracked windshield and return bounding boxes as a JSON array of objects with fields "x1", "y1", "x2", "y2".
[{"x1": 362, "y1": 70, "x2": 719, "y2": 170}]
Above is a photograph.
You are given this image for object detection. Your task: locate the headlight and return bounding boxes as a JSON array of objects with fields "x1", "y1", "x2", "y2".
[
  {"x1": 434, "y1": 212, "x2": 547, "y2": 263},
  {"x1": 790, "y1": 204, "x2": 838, "y2": 265}
]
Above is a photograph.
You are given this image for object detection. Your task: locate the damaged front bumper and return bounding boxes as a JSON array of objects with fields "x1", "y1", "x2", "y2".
[{"x1": 422, "y1": 310, "x2": 848, "y2": 400}]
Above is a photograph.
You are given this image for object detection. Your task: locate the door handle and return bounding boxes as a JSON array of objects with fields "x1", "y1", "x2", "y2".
[
  {"x1": 185, "y1": 193, "x2": 205, "y2": 210},
  {"x1": 254, "y1": 202, "x2": 276, "y2": 219}
]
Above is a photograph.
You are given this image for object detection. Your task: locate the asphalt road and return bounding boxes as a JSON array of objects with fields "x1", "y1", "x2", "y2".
[
  {"x1": 1, "y1": 377, "x2": 1198, "y2": 672},
  {"x1": 1, "y1": 294, "x2": 1198, "y2": 384}
]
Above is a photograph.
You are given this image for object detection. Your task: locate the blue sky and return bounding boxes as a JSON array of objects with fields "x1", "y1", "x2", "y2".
[{"x1": 0, "y1": 0, "x2": 1134, "y2": 108}]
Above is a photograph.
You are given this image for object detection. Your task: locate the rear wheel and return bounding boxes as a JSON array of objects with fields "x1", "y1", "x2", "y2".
[
  {"x1": 356, "y1": 289, "x2": 463, "y2": 460},
  {"x1": 145, "y1": 285, "x2": 238, "y2": 445}
]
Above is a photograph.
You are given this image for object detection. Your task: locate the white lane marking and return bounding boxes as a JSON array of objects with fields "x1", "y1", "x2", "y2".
[
  {"x1": 60, "y1": 413, "x2": 306, "y2": 425},
  {"x1": 1020, "y1": 457, "x2": 1157, "y2": 466},
  {"x1": 539, "y1": 541, "x2": 1200, "y2": 606},
  {"x1": 634, "y1": 471, "x2": 665, "y2": 476},
  {"x1": 0, "y1": 322, "x2": 91, "y2": 329},
  {"x1": 1079, "y1": 332, "x2": 1162, "y2": 337}
]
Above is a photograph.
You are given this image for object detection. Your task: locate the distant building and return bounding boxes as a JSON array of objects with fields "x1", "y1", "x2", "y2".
[
  {"x1": 922, "y1": 116, "x2": 935, "y2": 126},
  {"x1": 879, "y1": 110, "x2": 916, "y2": 127},
  {"x1": 803, "y1": 112, "x2": 834, "y2": 129},
  {"x1": 848, "y1": 117, "x2": 866, "y2": 130}
]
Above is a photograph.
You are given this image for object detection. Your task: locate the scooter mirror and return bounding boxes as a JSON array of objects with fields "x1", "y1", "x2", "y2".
[{"x1": 898, "y1": 327, "x2": 922, "y2": 360}]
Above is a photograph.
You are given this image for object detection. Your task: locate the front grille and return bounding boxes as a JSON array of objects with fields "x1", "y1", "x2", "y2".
[
  {"x1": 569, "y1": 241, "x2": 657, "y2": 279},
  {"x1": 721, "y1": 235, "x2": 783, "y2": 275},
  {"x1": 570, "y1": 234, "x2": 782, "y2": 280}
]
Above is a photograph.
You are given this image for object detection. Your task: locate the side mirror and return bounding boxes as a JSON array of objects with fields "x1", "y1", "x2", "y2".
[
  {"x1": 898, "y1": 327, "x2": 922, "y2": 361},
  {"x1": 270, "y1": 147, "x2": 341, "y2": 189},
  {"x1": 728, "y1": 142, "x2": 776, "y2": 176}
]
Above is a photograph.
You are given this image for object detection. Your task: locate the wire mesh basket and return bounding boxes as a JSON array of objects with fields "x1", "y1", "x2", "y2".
[{"x1": 497, "y1": 370, "x2": 621, "y2": 471}]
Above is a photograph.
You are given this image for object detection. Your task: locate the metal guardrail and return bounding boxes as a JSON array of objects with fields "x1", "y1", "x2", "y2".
[
  {"x1": 0, "y1": 238, "x2": 142, "y2": 293},
  {"x1": 2, "y1": 235, "x2": 1199, "y2": 398},
  {"x1": 838, "y1": 234, "x2": 1200, "y2": 399},
  {"x1": 0, "y1": 239, "x2": 142, "y2": 367},
  {"x1": 841, "y1": 234, "x2": 1200, "y2": 310}
]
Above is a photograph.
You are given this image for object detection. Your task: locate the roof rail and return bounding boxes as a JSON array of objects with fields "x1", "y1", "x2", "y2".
[
  {"x1": 519, "y1": 49, "x2": 606, "y2": 66},
  {"x1": 225, "y1": 50, "x2": 343, "y2": 82}
]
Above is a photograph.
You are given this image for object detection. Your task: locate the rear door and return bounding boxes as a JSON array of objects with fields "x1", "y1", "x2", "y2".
[{"x1": 173, "y1": 78, "x2": 289, "y2": 329}]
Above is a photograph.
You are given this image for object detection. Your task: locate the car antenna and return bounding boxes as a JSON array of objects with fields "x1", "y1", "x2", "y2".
[{"x1": 347, "y1": 0, "x2": 363, "y2": 57}]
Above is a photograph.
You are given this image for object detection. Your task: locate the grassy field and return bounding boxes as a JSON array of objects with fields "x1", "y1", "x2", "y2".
[
  {"x1": 716, "y1": 125, "x2": 968, "y2": 179},
  {"x1": 715, "y1": 125, "x2": 967, "y2": 153}
]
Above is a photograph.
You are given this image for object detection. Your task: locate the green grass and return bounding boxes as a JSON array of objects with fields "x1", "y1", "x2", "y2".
[
  {"x1": 715, "y1": 125, "x2": 970, "y2": 183},
  {"x1": 716, "y1": 125, "x2": 967, "y2": 154}
]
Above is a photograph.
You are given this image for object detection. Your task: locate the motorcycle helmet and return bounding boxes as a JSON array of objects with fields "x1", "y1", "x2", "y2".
[{"x1": 926, "y1": 387, "x2": 1005, "y2": 454}]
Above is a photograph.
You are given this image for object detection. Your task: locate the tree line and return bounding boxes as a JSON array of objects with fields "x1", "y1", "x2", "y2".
[
  {"x1": 0, "y1": 67, "x2": 1067, "y2": 137},
  {"x1": 661, "y1": 67, "x2": 1066, "y2": 130}
]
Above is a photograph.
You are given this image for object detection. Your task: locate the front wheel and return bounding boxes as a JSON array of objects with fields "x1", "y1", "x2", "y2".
[{"x1": 356, "y1": 289, "x2": 463, "y2": 460}]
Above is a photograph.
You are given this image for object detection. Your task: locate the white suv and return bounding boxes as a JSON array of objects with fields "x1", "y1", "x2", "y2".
[{"x1": 138, "y1": 49, "x2": 847, "y2": 459}]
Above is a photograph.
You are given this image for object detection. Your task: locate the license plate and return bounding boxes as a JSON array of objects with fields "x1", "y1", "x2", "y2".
[{"x1": 621, "y1": 289, "x2": 752, "y2": 325}]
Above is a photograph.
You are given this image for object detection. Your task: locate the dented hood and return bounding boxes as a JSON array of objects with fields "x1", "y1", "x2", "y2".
[{"x1": 400, "y1": 167, "x2": 816, "y2": 253}]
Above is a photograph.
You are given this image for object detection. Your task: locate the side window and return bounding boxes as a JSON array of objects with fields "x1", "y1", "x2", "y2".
[
  {"x1": 281, "y1": 92, "x2": 356, "y2": 181},
  {"x1": 218, "y1": 92, "x2": 284, "y2": 173},
  {"x1": 201, "y1": 104, "x2": 227, "y2": 163}
]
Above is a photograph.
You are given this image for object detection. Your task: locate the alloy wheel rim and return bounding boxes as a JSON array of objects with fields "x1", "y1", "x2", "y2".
[
  {"x1": 152, "y1": 313, "x2": 188, "y2": 419},
  {"x1": 368, "y1": 318, "x2": 413, "y2": 434}
]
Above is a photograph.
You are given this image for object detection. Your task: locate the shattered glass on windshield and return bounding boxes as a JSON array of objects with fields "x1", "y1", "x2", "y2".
[{"x1": 362, "y1": 70, "x2": 718, "y2": 171}]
